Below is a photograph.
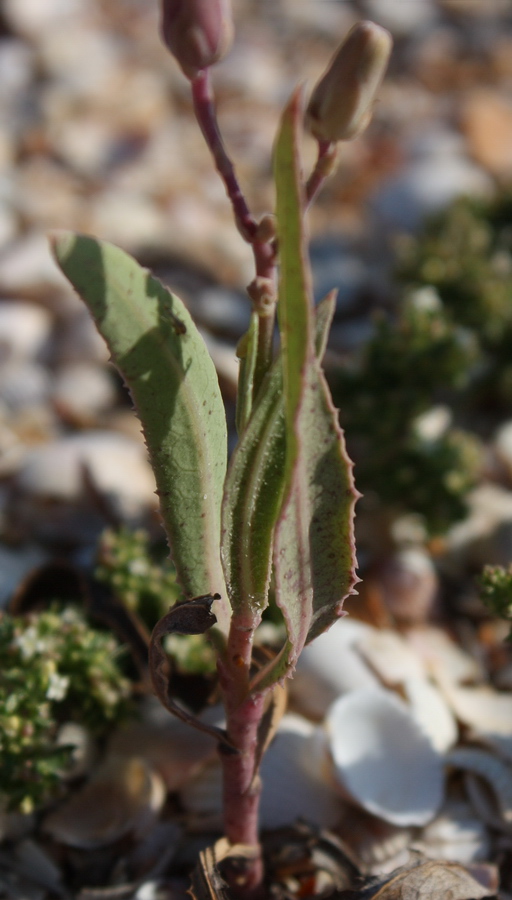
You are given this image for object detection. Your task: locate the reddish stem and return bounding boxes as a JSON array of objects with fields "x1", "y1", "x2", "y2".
[
  {"x1": 217, "y1": 609, "x2": 267, "y2": 896},
  {"x1": 191, "y1": 70, "x2": 258, "y2": 242}
]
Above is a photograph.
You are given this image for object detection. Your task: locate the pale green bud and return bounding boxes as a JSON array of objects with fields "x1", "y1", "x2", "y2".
[{"x1": 306, "y1": 21, "x2": 392, "y2": 143}]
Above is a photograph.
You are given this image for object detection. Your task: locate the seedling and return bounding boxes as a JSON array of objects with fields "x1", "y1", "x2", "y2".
[{"x1": 51, "y1": 5, "x2": 391, "y2": 895}]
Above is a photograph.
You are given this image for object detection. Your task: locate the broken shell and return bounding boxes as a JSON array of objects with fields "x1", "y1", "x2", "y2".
[
  {"x1": 441, "y1": 683, "x2": 512, "y2": 738},
  {"x1": 355, "y1": 629, "x2": 426, "y2": 686},
  {"x1": 404, "y1": 626, "x2": 483, "y2": 685},
  {"x1": 447, "y1": 747, "x2": 512, "y2": 833},
  {"x1": 42, "y1": 756, "x2": 166, "y2": 848},
  {"x1": 292, "y1": 619, "x2": 379, "y2": 720},
  {"x1": 326, "y1": 687, "x2": 444, "y2": 826},
  {"x1": 403, "y1": 677, "x2": 458, "y2": 753},
  {"x1": 259, "y1": 714, "x2": 345, "y2": 829},
  {"x1": 108, "y1": 703, "x2": 218, "y2": 792},
  {"x1": 336, "y1": 805, "x2": 412, "y2": 874},
  {"x1": 412, "y1": 799, "x2": 492, "y2": 864}
]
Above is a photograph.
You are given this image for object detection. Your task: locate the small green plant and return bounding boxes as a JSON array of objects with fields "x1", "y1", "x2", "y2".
[
  {"x1": 398, "y1": 189, "x2": 512, "y2": 407},
  {"x1": 0, "y1": 607, "x2": 130, "y2": 813},
  {"x1": 96, "y1": 527, "x2": 181, "y2": 625},
  {"x1": 333, "y1": 290, "x2": 482, "y2": 534},
  {"x1": 50, "y1": 5, "x2": 392, "y2": 895},
  {"x1": 480, "y1": 564, "x2": 512, "y2": 639}
]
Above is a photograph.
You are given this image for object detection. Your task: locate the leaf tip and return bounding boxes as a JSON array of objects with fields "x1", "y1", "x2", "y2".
[{"x1": 48, "y1": 229, "x2": 76, "y2": 266}]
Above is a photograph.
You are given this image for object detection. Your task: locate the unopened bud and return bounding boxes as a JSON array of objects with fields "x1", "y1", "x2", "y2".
[
  {"x1": 306, "y1": 21, "x2": 392, "y2": 143},
  {"x1": 161, "y1": 0, "x2": 234, "y2": 79}
]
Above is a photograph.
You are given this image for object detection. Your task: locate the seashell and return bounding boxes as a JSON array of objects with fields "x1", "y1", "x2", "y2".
[
  {"x1": 355, "y1": 629, "x2": 426, "y2": 686},
  {"x1": 446, "y1": 747, "x2": 512, "y2": 833},
  {"x1": 292, "y1": 619, "x2": 379, "y2": 720},
  {"x1": 180, "y1": 757, "x2": 223, "y2": 831},
  {"x1": 13, "y1": 839, "x2": 64, "y2": 895},
  {"x1": 403, "y1": 677, "x2": 458, "y2": 753},
  {"x1": 336, "y1": 805, "x2": 412, "y2": 875},
  {"x1": 42, "y1": 755, "x2": 166, "y2": 848},
  {"x1": 182, "y1": 714, "x2": 344, "y2": 831},
  {"x1": 442, "y1": 483, "x2": 512, "y2": 574},
  {"x1": 108, "y1": 706, "x2": 218, "y2": 792},
  {"x1": 412, "y1": 799, "x2": 492, "y2": 864},
  {"x1": 127, "y1": 821, "x2": 182, "y2": 882},
  {"x1": 472, "y1": 732, "x2": 512, "y2": 765},
  {"x1": 326, "y1": 687, "x2": 444, "y2": 827},
  {"x1": 404, "y1": 626, "x2": 483, "y2": 685},
  {"x1": 259, "y1": 714, "x2": 345, "y2": 829},
  {"x1": 441, "y1": 683, "x2": 512, "y2": 737}
]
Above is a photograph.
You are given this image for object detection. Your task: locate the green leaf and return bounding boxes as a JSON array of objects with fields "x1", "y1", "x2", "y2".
[
  {"x1": 221, "y1": 352, "x2": 285, "y2": 615},
  {"x1": 255, "y1": 91, "x2": 358, "y2": 688},
  {"x1": 235, "y1": 312, "x2": 259, "y2": 434},
  {"x1": 221, "y1": 291, "x2": 337, "y2": 617},
  {"x1": 50, "y1": 232, "x2": 230, "y2": 632}
]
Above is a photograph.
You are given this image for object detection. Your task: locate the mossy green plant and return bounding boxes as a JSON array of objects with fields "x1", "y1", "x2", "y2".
[
  {"x1": 0, "y1": 607, "x2": 130, "y2": 813},
  {"x1": 333, "y1": 290, "x2": 482, "y2": 534},
  {"x1": 480, "y1": 564, "x2": 512, "y2": 639}
]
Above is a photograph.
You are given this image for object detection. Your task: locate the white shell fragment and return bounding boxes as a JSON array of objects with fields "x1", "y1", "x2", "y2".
[
  {"x1": 42, "y1": 756, "x2": 165, "y2": 848},
  {"x1": 403, "y1": 677, "x2": 458, "y2": 753},
  {"x1": 404, "y1": 626, "x2": 484, "y2": 685},
  {"x1": 441, "y1": 683, "x2": 512, "y2": 738},
  {"x1": 412, "y1": 800, "x2": 492, "y2": 864},
  {"x1": 259, "y1": 715, "x2": 344, "y2": 829},
  {"x1": 293, "y1": 619, "x2": 379, "y2": 719},
  {"x1": 355, "y1": 629, "x2": 426, "y2": 686},
  {"x1": 447, "y1": 747, "x2": 512, "y2": 832},
  {"x1": 326, "y1": 687, "x2": 444, "y2": 826}
]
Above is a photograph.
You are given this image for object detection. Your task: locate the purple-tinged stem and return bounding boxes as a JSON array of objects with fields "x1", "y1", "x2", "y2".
[
  {"x1": 217, "y1": 609, "x2": 267, "y2": 896},
  {"x1": 191, "y1": 70, "x2": 258, "y2": 242},
  {"x1": 305, "y1": 139, "x2": 339, "y2": 207}
]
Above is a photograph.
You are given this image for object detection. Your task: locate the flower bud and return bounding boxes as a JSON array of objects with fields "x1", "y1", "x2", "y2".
[
  {"x1": 306, "y1": 21, "x2": 392, "y2": 143},
  {"x1": 161, "y1": 0, "x2": 234, "y2": 79}
]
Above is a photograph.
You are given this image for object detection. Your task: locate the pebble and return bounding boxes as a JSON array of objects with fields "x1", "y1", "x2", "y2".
[
  {"x1": 17, "y1": 431, "x2": 157, "y2": 518},
  {"x1": 0, "y1": 302, "x2": 53, "y2": 363},
  {"x1": 2, "y1": 0, "x2": 88, "y2": 36},
  {"x1": 52, "y1": 362, "x2": 117, "y2": 424},
  {"x1": 0, "y1": 232, "x2": 72, "y2": 297},
  {"x1": 190, "y1": 287, "x2": 250, "y2": 338},
  {"x1": 0, "y1": 360, "x2": 52, "y2": 412},
  {"x1": 362, "y1": 0, "x2": 438, "y2": 36},
  {"x1": 56, "y1": 307, "x2": 110, "y2": 365},
  {"x1": 462, "y1": 90, "x2": 512, "y2": 178},
  {"x1": 371, "y1": 130, "x2": 493, "y2": 231}
]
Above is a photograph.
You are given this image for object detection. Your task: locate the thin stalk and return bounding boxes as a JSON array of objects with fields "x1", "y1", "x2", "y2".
[
  {"x1": 191, "y1": 70, "x2": 258, "y2": 242},
  {"x1": 305, "y1": 139, "x2": 339, "y2": 207},
  {"x1": 191, "y1": 70, "x2": 277, "y2": 399},
  {"x1": 217, "y1": 609, "x2": 267, "y2": 896}
]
